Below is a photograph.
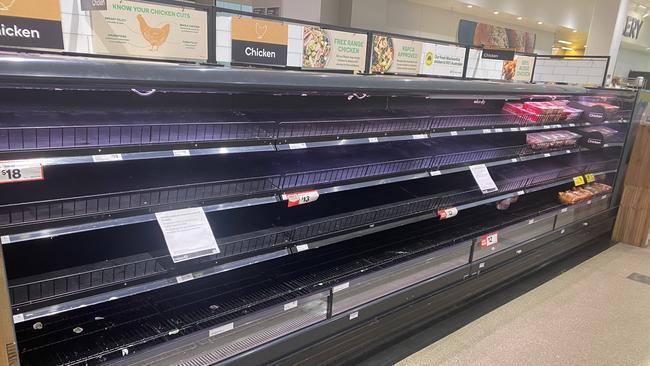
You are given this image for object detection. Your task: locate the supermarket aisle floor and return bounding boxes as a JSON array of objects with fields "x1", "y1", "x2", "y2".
[{"x1": 359, "y1": 241, "x2": 650, "y2": 366}]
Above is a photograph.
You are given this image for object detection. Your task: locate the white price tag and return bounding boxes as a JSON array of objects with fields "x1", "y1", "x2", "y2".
[
  {"x1": 284, "y1": 301, "x2": 298, "y2": 311},
  {"x1": 510, "y1": 127, "x2": 519, "y2": 132},
  {"x1": 517, "y1": 190, "x2": 525, "y2": 196},
  {"x1": 296, "y1": 244, "x2": 309, "y2": 252},
  {"x1": 469, "y1": 164, "x2": 498, "y2": 194},
  {"x1": 176, "y1": 273, "x2": 194, "y2": 283},
  {"x1": 430, "y1": 170, "x2": 441, "y2": 176},
  {"x1": 450, "y1": 131, "x2": 458, "y2": 136},
  {"x1": 543, "y1": 125, "x2": 550, "y2": 129},
  {"x1": 601, "y1": 195, "x2": 608, "y2": 200},
  {"x1": 520, "y1": 127, "x2": 529, "y2": 131},
  {"x1": 173, "y1": 149, "x2": 191, "y2": 157},
  {"x1": 438, "y1": 207, "x2": 458, "y2": 220},
  {"x1": 566, "y1": 150, "x2": 571, "y2": 154},
  {"x1": 561, "y1": 208, "x2": 568, "y2": 213},
  {"x1": 92, "y1": 153, "x2": 123, "y2": 162},
  {"x1": 528, "y1": 219, "x2": 535, "y2": 225},
  {"x1": 543, "y1": 153, "x2": 551, "y2": 157},
  {"x1": 155, "y1": 208, "x2": 220, "y2": 263},
  {"x1": 289, "y1": 143, "x2": 307, "y2": 150},
  {"x1": 349, "y1": 312, "x2": 359, "y2": 320},
  {"x1": 587, "y1": 200, "x2": 592, "y2": 205},
  {"x1": 368, "y1": 137, "x2": 379, "y2": 143},
  {"x1": 478, "y1": 262, "x2": 485, "y2": 269},
  {"x1": 12, "y1": 314, "x2": 24, "y2": 323},
  {"x1": 209, "y1": 323, "x2": 234, "y2": 337},
  {"x1": 482, "y1": 129, "x2": 491, "y2": 134},
  {"x1": 412, "y1": 134, "x2": 428, "y2": 139},
  {"x1": 511, "y1": 158, "x2": 518, "y2": 163},
  {"x1": 0, "y1": 161, "x2": 44, "y2": 184},
  {"x1": 569, "y1": 123, "x2": 576, "y2": 127},
  {"x1": 286, "y1": 190, "x2": 319, "y2": 207},
  {"x1": 561, "y1": 229, "x2": 566, "y2": 234},
  {"x1": 495, "y1": 128, "x2": 503, "y2": 133},
  {"x1": 333, "y1": 282, "x2": 350, "y2": 293}
]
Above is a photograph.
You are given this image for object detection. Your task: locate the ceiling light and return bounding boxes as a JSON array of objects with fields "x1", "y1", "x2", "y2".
[
  {"x1": 493, "y1": 10, "x2": 499, "y2": 14},
  {"x1": 516, "y1": 16, "x2": 522, "y2": 20},
  {"x1": 561, "y1": 47, "x2": 573, "y2": 51},
  {"x1": 644, "y1": 13, "x2": 649, "y2": 18},
  {"x1": 640, "y1": 4, "x2": 647, "y2": 9},
  {"x1": 572, "y1": 29, "x2": 578, "y2": 33},
  {"x1": 537, "y1": 21, "x2": 543, "y2": 25},
  {"x1": 557, "y1": 40, "x2": 572, "y2": 45},
  {"x1": 466, "y1": 4, "x2": 473, "y2": 8}
]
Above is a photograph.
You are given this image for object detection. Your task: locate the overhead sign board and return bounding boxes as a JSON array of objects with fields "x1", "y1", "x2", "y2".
[
  {"x1": 231, "y1": 17, "x2": 288, "y2": 67},
  {"x1": 0, "y1": 0, "x2": 64, "y2": 50}
]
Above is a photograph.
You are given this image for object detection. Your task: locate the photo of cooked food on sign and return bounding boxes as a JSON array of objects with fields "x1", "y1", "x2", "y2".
[
  {"x1": 458, "y1": 19, "x2": 536, "y2": 53},
  {"x1": 303, "y1": 26, "x2": 331, "y2": 68},
  {"x1": 371, "y1": 35, "x2": 394, "y2": 73}
]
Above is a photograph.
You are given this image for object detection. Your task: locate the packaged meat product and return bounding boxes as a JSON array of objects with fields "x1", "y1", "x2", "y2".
[
  {"x1": 547, "y1": 100, "x2": 583, "y2": 121},
  {"x1": 578, "y1": 126, "x2": 618, "y2": 138},
  {"x1": 503, "y1": 102, "x2": 561, "y2": 124},
  {"x1": 590, "y1": 182, "x2": 612, "y2": 193},
  {"x1": 558, "y1": 190, "x2": 585, "y2": 205},
  {"x1": 523, "y1": 102, "x2": 564, "y2": 122},
  {"x1": 496, "y1": 196, "x2": 519, "y2": 210},
  {"x1": 526, "y1": 130, "x2": 581, "y2": 150}
]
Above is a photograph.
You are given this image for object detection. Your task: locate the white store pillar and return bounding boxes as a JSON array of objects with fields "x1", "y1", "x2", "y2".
[{"x1": 585, "y1": 0, "x2": 629, "y2": 84}]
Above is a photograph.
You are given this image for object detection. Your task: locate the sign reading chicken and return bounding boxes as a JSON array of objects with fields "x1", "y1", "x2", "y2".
[
  {"x1": 91, "y1": 0, "x2": 208, "y2": 61},
  {"x1": 0, "y1": 0, "x2": 64, "y2": 49},
  {"x1": 231, "y1": 18, "x2": 288, "y2": 67}
]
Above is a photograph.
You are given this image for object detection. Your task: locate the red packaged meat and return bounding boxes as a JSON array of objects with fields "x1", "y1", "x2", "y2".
[{"x1": 526, "y1": 130, "x2": 581, "y2": 150}]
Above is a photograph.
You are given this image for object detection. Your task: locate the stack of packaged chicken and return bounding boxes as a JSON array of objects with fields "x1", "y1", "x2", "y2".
[{"x1": 558, "y1": 183, "x2": 612, "y2": 205}]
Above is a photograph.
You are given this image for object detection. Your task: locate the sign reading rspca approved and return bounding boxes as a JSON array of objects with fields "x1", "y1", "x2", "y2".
[
  {"x1": 231, "y1": 18, "x2": 288, "y2": 67},
  {"x1": 0, "y1": 0, "x2": 64, "y2": 49}
]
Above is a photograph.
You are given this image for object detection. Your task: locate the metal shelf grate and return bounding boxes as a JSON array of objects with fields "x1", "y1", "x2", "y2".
[
  {"x1": 0, "y1": 122, "x2": 277, "y2": 152},
  {"x1": 277, "y1": 116, "x2": 432, "y2": 140}
]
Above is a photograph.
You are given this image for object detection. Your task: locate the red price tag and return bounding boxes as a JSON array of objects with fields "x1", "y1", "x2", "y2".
[
  {"x1": 0, "y1": 161, "x2": 44, "y2": 184},
  {"x1": 438, "y1": 207, "x2": 458, "y2": 220},
  {"x1": 286, "y1": 190, "x2": 319, "y2": 207},
  {"x1": 480, "y1": 231, "x2": 498, "y2": 248}
]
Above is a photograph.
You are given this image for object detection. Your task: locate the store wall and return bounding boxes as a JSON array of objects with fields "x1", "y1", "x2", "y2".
[
  {"x1": 348, "y1": 0, "x2": 554, "y2": 53},
  {"x1": 614, "y1": 47, "x2": 650, "y2": 77}
]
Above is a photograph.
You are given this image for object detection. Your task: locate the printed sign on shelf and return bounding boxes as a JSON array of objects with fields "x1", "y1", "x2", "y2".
[
  {"x1": 286, "y1": 190, "x2": 319, "y2": 207},
  {"x1": 155, "y1": 207, "x2": 220, "y2": 263},
  {"x1": 469, "y1": 164, "x2": 498, "y2": 194},
  {"x1": 231, "y1": 17, "x2": 288, "y2": 66},
  {"x1": 0, "y1": 160, "x2": 44, "y2": 184},
  {"x1": 573, "y1": 176, "x2": 585, "y2": 186},
  {"x1": 419, "y1": 43, "x2": 466, "y2": 77},
  {"x1": 371, "y1": 35, "x2": 422, "y2": 75},
  {"x1": 0, "y1": 0, "x2": 63, "y2": 49},
  {"x1": 481, "y1": 48, "x2": 515, "y2": 61},
  {"x1": 302, "y1": 26, "x2": 367, "y2": 72},
  {"x1": 585, "y1": 173, "x2": 596, "y2": 183},
  {"x1": 480, "y1": 231, "x2": 498, "y2": 248},
  {"x1": 81, "y1": 0, "x2": 107, "y2": 11},
  {"x1": 91, "y1": 0, "x2": 208, "y2": 61}
]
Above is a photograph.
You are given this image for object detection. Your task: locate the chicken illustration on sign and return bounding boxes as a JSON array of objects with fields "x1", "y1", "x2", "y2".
[
  {"x1": 90, "y1": 0, "x2": 207, "y2": 61},
  {"x1": 0, "y1": 0, "x2": 16, "y2": 11},
  {"x1": 136, "y1": 14, "x2": 170, "y2": 51}
]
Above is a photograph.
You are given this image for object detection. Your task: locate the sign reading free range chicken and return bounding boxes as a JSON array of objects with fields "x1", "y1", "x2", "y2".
[{"x1": 91, "y1": 0, "x2": 208, "y2": 61}]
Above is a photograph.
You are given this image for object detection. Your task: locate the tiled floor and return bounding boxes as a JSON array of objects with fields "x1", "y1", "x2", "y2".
[{"x1": 360, "y1": 241, "x2": 650, "y2": 366}]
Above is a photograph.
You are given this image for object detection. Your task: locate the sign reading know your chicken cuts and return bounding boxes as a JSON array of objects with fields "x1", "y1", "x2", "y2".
[
  {"x1": 90, "y1": 0, "x2": 208, "y2": 61},
  {"x1": 231, "y1": 18, "x2": 288, "y2": 67},
  {"x1": 0, "y1": 0, "x2": 64, "y2": 49}
]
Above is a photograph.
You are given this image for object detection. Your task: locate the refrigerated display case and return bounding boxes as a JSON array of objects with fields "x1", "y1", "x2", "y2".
[{"x1": 0, "y1": 53, "x2": 639, "y2": 366}]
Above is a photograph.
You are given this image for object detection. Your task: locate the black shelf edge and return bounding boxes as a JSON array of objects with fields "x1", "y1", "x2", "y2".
[{"x1": 0, "y1": 54, "x2": 589, "y2": 96}]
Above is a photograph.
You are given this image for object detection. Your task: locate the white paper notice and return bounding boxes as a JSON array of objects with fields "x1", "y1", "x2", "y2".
[
  {"x1": 155, "y1": 207, "x2": 220, "y2": 263},
  {"x1": 469, "y1": 164, "x2": 498, "y2": 194}
]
